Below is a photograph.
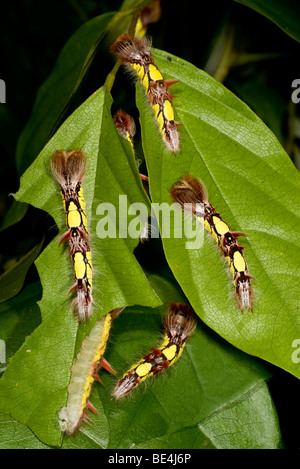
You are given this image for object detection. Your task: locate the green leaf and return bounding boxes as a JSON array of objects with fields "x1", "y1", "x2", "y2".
[
  {"x1": 0, "y1": 281, "x2": 42, "y2": 363},
  {"x1": 0, "y1": 199, "x2": 28, "y2": 232},
  {"x1": 137, "y1": 48, "x2": 300, "y2": 380},
  {"x1": 132, "y1": 383, "x2": 283, "y2": 449},
  {"x1": 15, "y1": 0, "x2": 155, "y2": 175},
  {"x1": 60, "y1": 391, "x2": 109, "y2": 449},
  {"x1": 199, "y1": 382, "x2": 283, "y2": 449},
  {"x1": 233, "y1": 0, "x2": 300, "y2": 43},
  {"x1": 15, "y1": 86, "x2": 159, "y2": 313},
  {"x1": 93, "y1": 273, "x2": 280, "y2": 449},
  {"x1": 0, "y1": 273, "x2": 281, "y2": 449},
  {"x1": 13, "y1": 2, "x2": 153, "y2": 224},
  {"x1": 199, "y1": 383, "x2": 283, "y2": 449},
  {"x1": 0, "y1": 85, "x2": 160, "y2": 447},
  {"x1": 15, "y1": 12, "x2": 115, "y2": 175},
  {"x1": 132, "y1": 426, "x2": 216, "y2": 449},
  {"x1": 0, "y1": 238, "x2": 43, "y2": 303},
  {"x1": 0, "y1": 413, "x2": 49, "y2": 449}
]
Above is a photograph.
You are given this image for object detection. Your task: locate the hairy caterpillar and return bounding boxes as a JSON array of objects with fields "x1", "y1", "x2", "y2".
[
  {"x1": 149, "y1": 79, "x2": 180, "y2": 153},
  {"x1": 113, "y1": 109, "x2": 152, "y2": 242},
  {"x1": 51, "y1": 150, "x2": 93, "y2": 321},
  {"x1": 110, "y1": 34, "x2": 180, "y2": 152},
  {"x1": 113, "y1": 109, "x2": 146, "y2": 178},
  {"x1": 112, "y1": 303, "x2": 196, "y2": 400},
  {"x1": 170, "y1": 176, "x2": 253, "y2": 311},
  {"x1": 59, "y1": 308, "x2": 123, "y2": 435}
]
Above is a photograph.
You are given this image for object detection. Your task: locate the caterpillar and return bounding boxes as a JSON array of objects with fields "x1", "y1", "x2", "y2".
[
  {"x1": 110, "y1": 34, "x2": 180, "y2": 153},
  {"x1": 113, "y1": 109, "x2": 152, "y2": 243},
  {"x1": 59, "y1": 308, "x2": 124, "y2": 436},
  {"x1": 113, "y1": 108, "x2": 148, "y2": 180},
  {"x1": 149, "y1": 79, "x2": 180, "y2": 154},
  {"x1": 68, "y1": 250, "x2": 93, "y2": 320},
  {"x1": 51, "y1": 150, "x2": 93, "y2": 321},
  {"x1": 113, "y1": 109, "x2": 136, "y2": 150},
  {"x1": 135, "y1": 0, "x2": 162, "y2": 37},
  {"x1": 113, "y1": 108, "x2": 148, "y2": 179},
  {"x1": 112, "y1": 303, "x2": 196, "y2": 400},
  {"x1": 170, "y1": 176, "x2": 253, "y2": 311}
]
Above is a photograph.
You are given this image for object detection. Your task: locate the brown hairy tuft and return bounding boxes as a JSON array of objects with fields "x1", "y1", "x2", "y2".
[
  {"x1": 113, "y1": 110, "x2": 136, "y2": 140},
  {"x1": 110, "y1": 33, "x2": 152, "y2": 63},
  {"x1": 164, "y1": 302, "x2": 197, "y2": 338},
  {"x1": 170, "y1": 176, "x2": 208, "y2": 209},
  {"x1": 51, "y1": 150, "x2": 86, "y2": 185}
]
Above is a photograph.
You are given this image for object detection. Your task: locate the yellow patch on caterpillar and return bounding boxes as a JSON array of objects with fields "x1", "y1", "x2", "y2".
[
  {"x1": 67, "y1": 202, "x2": 82, "y2": 230},
  {"x1": 163, "y1": 100, "x2": 175, "y2": 122},
  {"x1": 152, "y1": 103, "x2": 164, "y2": 132},
  {"x1": 212, "y1": 216, "x2": 229, "y2": 236},
  {"x1": 232, "y1": 250, "x2": 246, "y2": 273},
  {"x1": 73, "y1": 251, "x2": 87, "y2": 280},
  {"x1": 131, "y1": 63, "x2": 149, "y2": 90},
  {"x1": 162, "y1": 343, "x2": 178, "y2": 362},
  {"x1": 148, "y1": 63, "x2": 163, "y2": 81},
  {"x1": 135, "y1": 361, "x2": 153, "y2": 379}
]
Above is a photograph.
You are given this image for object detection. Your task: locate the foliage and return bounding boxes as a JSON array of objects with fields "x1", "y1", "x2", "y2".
[{"x1": 0, "y1": 0, "x2": 299, "y2": 449}]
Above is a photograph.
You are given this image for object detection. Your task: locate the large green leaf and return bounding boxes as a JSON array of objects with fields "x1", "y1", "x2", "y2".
[
  {"x1": 0, "y1": 85, "x2": 160, "y2": 447},
  {"x1": 94, "y1": 273, "x2": 281, "y2": 449},
  {"x1": 0, "y1": 414, "x2": 49, "y2": 449},
  {"x1": 198, "y1": 381, "x2": 283, "y2": 449},
  {"x1": 0, "y1": 281, "x2": 42, "y2": 364},
  {"x1": 9, "y1": 1, "x2": 153, "y2": 231},
  {"x1": 0, "y1": 272, "x2": 281, "y2": 449},
  {"x1": 15, "y1": 0, "x2": 155, "y2": 176},
  {"x1": 0, "y1": 199, "x2": 28, "y2": 232},
  {"x1": 233, "y1": 0, "x2": 300, "y2": 43},
  {"x1": 0, "y1": 239, "x2": 43, "y2": 303},
  {"x1": 131, "y1": 382, "x2": 282, "y2": 449},
  {"x1": 10, "y1": 12, "x2": 115, "y2": 231},
  {"x1": 15, "y1": 12, "x2": 115, "y2": 175},
  {"x1": 130, "y1": 383, "x2": 282, "y2": 449},
  {"x1": 137, "y1": 48, "x2": 300, "y2": 379}
]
